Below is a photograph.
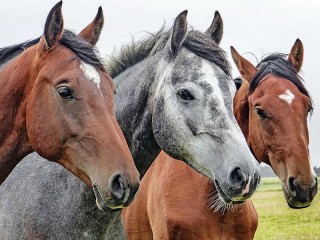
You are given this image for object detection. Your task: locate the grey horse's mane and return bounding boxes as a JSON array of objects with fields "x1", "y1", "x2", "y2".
[{"x1": 107, "y1": 25, "x2": 231, "y2": 79}]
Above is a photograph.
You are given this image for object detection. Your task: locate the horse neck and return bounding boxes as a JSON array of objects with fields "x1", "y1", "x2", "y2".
[
  {"x1": 0, "y1": 48, "x2": 35, "y2": 183},
  {"x1": 114, "y1": 54, "x2": 162, "y2": 177}
]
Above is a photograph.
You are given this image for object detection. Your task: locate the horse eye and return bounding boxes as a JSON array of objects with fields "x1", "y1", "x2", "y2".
[
  {"x1": 177, "y1": 89, "x2": 194, "y2": 101},
  {"x1": 254, "y1": 107, "x2": 267, "y2": 119},
  {"x1": 57, "y1": 86, "x2": 73, "y2": 100}
]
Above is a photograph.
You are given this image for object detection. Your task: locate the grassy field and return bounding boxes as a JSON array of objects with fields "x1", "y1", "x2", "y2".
[{"x1": 252, "y1": 177, "x2": 320, "y2": 240}]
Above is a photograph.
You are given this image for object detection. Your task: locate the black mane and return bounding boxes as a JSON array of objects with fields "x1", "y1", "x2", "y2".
[
  {"x1": 0, "y1": 38, "x2": 41, "y2": 65},
  {"x1": 249, "y1": 53, "x2": 313, "y2": 110},
  {"x1": 107, "y1": 26, "x2": 231, "y2": 78},
  {"x1": 0, "y1": 30, "x2": 104, "y2": 70}
]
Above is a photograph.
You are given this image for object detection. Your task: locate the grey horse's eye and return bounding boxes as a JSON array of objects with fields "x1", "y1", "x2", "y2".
[
  {"x1": 57, "y1": 86, "x2": 73, "y2": 100},
  {"x1": 177, "y1": 89, "x2": 194, "y2": 101}
]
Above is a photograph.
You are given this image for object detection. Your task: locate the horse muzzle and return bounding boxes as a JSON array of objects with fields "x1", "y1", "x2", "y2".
[
  {"x1": 283, "y1": 177, "x2": 318, "y2": 209},
  {"x1": 215, "y1": 168, "x2": 260, "y2": 204},
  {"x1": 93, "y1": 174, "x2": 140, "y2": 211}
]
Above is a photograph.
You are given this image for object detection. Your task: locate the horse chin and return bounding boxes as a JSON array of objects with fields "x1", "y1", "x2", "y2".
[
  {"x1": 282, "y1": 185, "x2": 312, "y2": 209},
  {"x1": 93, "y1": 185, "x2": 124, "y2": 212},
  {"x1": 214, "y1": 180, "x2": 246, "y2": 205},
  {"x1": 286, "y1": 201, "x2": 310, "y2": 209}
]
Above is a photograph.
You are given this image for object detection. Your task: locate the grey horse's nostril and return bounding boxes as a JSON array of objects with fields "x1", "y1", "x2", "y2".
[
  {"x1": 110, "y1": 174, "x2": 127, "y2": 199},
  {"x1": 229, "y1": 167, "x2": 246, "y2": 189}
]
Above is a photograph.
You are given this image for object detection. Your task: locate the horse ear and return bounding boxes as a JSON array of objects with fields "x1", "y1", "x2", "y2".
[
  {"x1": 230, "y1": 46, "x2": 257, "y2": 82},
  {"x1": 205, "y1": 11, "x2": 223, "y2": 44},
  {"x1": 170, "y1": 10, "x2": 188, "y2": 54},
  {"x1": 42, "y1": 1, "x2": 64, "y2": 50},
  {"x1": 288, "y1": 39, "x2": 303, "y2": 72},
  {"x1": 79, "y1": 7, "x2": 104, "y2": 46}
]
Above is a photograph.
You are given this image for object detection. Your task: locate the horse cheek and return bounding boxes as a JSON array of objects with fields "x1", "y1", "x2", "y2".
[{"x1": 26, "y1": 87, "x2": 63, "y2": 161}]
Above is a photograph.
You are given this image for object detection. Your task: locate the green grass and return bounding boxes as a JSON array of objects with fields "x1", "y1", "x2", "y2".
[{"x1": 252, "y1": 177, "x2": 320, "y2": 240}]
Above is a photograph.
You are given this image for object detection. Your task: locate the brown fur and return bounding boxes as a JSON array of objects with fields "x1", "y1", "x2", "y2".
[{"x1": 122, "y1": 152, "x2": 258, "y2": 240}]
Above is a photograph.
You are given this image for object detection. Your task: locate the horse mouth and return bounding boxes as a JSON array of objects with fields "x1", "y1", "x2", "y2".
[
  {"x1": 282, "y1": 184, "x2": 314, "y2": 209},
  {"x1": 214, "y1": 180, "x2": 245, "y2": 204},
  {"x1": 93, "y1": 185, "x2": 125, "y2": 212}
]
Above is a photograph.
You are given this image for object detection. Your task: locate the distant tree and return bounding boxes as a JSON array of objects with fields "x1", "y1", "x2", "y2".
[
  {"x1": 313, "y1": 166, "x2": 320, "y2": 176},
  {"x1": 260, "y1": 164, "x2": 277, "y2": 177}
]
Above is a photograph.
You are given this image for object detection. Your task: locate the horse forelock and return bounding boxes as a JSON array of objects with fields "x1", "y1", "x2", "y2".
[
  {"x1": 59, "y1": 30, "x2": 105, "y2": 71},
  {"x1": 248, "y1": 53, "x2": 313, "y2": 112}
]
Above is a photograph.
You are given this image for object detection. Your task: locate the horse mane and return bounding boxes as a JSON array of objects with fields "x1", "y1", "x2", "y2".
[
  {"x1": 249, "y1": 53, "x2": 313, "y2": 112},
  {"x1": 106, "y1": 25, "x2": 231, "y2": 78},
  {"x1": 0, "y1": 38, "x2": 41, "y2": 65},
  {"x1": 0, "y1": 30, "x2": 105, "y2": 70}
]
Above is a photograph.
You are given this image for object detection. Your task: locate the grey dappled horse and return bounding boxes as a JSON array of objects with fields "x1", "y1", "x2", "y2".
[{"x1": 0, "y1": 10, "x2": 260, "y2": 239}]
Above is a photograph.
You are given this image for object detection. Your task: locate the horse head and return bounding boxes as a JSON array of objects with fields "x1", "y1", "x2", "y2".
[
  {"x1": 232, "y1": 40, "x2": 317, "y2": 208},
  {"x1": 1, "y1": 2, "x2": 140, "y2": 210},
  {"x1": 151, "y1": 11, "x2": 260, "y2": 204}
]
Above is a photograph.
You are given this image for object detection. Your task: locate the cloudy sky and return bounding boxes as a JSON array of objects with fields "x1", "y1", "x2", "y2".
[{"x1": 1, "y1": 0, "x2": 319, "y2": 166}]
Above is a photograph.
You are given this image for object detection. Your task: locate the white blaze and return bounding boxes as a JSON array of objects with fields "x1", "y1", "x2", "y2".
[
  {"x1": 279, "y1": 89, "x2": 295, "y2": 105},
  {"x1": 80, "y1": 61, "x2": 101, "y2": 89}
]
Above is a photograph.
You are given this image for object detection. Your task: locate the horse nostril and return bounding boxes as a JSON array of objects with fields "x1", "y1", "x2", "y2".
[
  {"x1": 110, "y1": 174, "x2": 127, "y2": 199},
  {"x1": 254, "y1": 173, "x2": 261, "y2": 187},
  {"x1": 229, "y1": 167, "x2": 246, "y2": 189},
  {"x1": 288, "y1": 177, "x2": 296, "y2": 192}
]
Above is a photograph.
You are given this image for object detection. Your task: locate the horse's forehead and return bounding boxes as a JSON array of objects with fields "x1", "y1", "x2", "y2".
[
  {"x1": 200, "y1": 61, "x2": 234, "y2": 108},
  {"x1": 171, "y1": 53, "x2": 202, "y2": 85},
  {"x1": 171, "y1": 51, "x2": 230, "y2": 89},
  {"x1": 251, "y1": 77, "x2": 309, "y2": 109},
  {"x1": 257, "y1": 77, "x2": 304, "y2": 99},
  {"x1": 79, "y1": 61, "x2": 101, "y2": 90}
]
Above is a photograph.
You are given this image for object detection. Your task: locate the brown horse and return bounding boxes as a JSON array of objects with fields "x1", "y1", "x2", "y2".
[
  {"x1": 231, "y1": 40, "x2": 318, "y2": 208},
  {"x1": 122, "y1": 11, "x2": 259, "y2": 240},
  {"x1": 0, "y1": 2, "x2": 139, "y2": 210}
]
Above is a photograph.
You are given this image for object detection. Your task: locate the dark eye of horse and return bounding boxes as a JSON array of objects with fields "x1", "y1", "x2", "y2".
[
  {"x1": 57, "y1": 86, "x2": 73, "y2": 100},
  {"x1": 254, "y1": 108, "x2": 267, "y2": 119},
  {"x1": 177, "y1": 89, "x2": 194, "y2": 101}
]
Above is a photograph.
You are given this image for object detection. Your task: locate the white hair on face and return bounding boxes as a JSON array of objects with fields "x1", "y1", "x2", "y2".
[
  {"x1": 279, "y1": 89, "x2": 295, "y2": 105},
  {"x1": 80, "y1": 61, "x2": 101, "y2": 90}
]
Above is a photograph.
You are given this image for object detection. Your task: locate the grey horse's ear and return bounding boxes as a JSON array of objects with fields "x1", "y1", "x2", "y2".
[
  {"x1": 205, "y1": 11, "x2": 223, "y2": 44},
  {"x1": 288, "y1": 38, "x2": 303, "y2": 72},
  {"x1": 79, "y1": 7, "x2": 104, "y2": 46},
  {"x1": 170, "y1": 10, "x2": 188, "y2": 54}
]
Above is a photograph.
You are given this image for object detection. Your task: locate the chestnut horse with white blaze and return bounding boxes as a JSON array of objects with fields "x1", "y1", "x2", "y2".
[
  {"x1": 122, "y1": 11, "x2": 259, "y2": 240},
  {"x1": 0, "y1": 2, "x2": 139, "y2": 210},
  {"x1": 231, "y1": 40, "x2": 317, "y2": 208}
]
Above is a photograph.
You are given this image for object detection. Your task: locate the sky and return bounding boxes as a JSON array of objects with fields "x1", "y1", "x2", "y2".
[{"x1": 0, "y1": 0, "x2": 319, "y2": 166}]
